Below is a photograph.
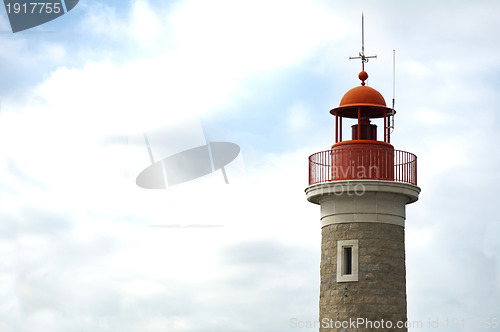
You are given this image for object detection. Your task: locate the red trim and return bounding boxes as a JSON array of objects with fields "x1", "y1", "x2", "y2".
[
  {"x1": 357, "y1": 107, "x2": 361, "y2": 140},
  {"x1": 335, "y1": 110, "x2": 338, "y2": 143}
]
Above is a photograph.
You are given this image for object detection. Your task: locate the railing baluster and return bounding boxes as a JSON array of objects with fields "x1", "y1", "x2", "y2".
[{"x1": 308, "y1": 149, "x2": 417, "y2": 186}]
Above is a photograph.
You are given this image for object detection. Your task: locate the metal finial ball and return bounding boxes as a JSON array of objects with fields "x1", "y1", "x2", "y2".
[
  {"x1": 359, "y1": 71, "x2": 368, "y2": 81},
  {"x1": 359, "y1": 71, "x2": 368, "y2": 85}
]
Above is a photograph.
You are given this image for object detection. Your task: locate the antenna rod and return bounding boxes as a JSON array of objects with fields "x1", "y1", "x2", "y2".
[
  {"x1": 349, "y1": 13, "x2": 377, "y2": 72},
  {"x1": 362, "y1": 13, "x2": 364, "y2": 70},
  {"x1": 389, "y1": 49, "x2": 396, "y2": 138},
  {"x1": 392, "y1": 49, "x2": 396, "y2": 111}
]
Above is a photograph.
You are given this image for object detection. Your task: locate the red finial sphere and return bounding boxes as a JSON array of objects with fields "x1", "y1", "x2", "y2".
[{"x1": 359, "y1": 71, "x2": 368, "y2": 86}]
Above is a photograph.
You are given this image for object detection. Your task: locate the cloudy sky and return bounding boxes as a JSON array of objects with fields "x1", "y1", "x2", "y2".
[{"x1": 0, "y1": 0, "x2": 499, "y2": 331}]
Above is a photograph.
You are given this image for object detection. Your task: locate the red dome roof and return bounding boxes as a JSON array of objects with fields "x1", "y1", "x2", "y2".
[
  {"x1": 339, "y1": 85, "x2": 386, "y2": 107},
  {"x1": 330, "y1": 71, "x2": 393, "y2": 119}
]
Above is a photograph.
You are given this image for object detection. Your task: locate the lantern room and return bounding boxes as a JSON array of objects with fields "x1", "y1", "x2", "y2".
[
  {"x1": 307, "y1": 70, "x2": 417, "y2": 185},
  {"x1": 308, "y1": 70, "x2": 417, "y2": 185},
  {"x1": 327, "y1": 70, "x2": 396, "y2": 182},
  {"x1": 330, "y1": 70, "x2": 394, "y2": 146}
]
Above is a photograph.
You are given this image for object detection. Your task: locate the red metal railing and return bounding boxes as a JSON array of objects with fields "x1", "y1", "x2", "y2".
[{"x1": 308, "y1": 148, "x2": 417, "y2": 185}]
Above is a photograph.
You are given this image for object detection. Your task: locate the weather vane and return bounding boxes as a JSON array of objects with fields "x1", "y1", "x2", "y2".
[{"x1": 349, "y1": 13, "x2": 377, "y2": 72}]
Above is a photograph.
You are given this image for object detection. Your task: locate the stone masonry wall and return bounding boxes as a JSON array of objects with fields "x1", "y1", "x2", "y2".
[{"x1": 319, "y1": 222, "x2": 407, "y2": 332}]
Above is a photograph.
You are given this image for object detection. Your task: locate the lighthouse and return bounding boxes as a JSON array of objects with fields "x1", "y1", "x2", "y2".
[{"x1": 305, "y1": 25, "x2": 420, "y2": 331}]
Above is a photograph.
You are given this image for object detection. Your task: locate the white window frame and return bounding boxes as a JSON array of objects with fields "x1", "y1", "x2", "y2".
[{"x1": 336, "y1": 239, "x2": 359, "y2": 282}]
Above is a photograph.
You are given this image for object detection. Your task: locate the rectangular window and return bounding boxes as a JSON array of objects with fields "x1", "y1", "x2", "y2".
[
  {"x1": 343, "y1": 247, "x2": 352, "y2": 275},
  {"x1": 337, "y1": 239, "x2": 359, "y2": 282}
]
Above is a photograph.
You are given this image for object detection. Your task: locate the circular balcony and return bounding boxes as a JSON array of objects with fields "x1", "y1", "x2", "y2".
[{"x1": 308, "y1": 147, "x2": 417, "y2": 186}]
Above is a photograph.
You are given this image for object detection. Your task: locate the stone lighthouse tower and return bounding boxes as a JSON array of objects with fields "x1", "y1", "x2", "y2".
[{"x1": 305, "y1": 34, "x2": 420, "y2": 331}]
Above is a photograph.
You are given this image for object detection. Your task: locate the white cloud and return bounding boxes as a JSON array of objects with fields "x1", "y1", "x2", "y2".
[
  {"x1": 122, "y1": 280, "x2": 166, "y2": 297},
  {"x1": 286, "y1": 102, "x2": 313, "y2": 132},
  {"x1": 0, "y1": 0, "x2": 500, "y2": 331},
  {"x1": 169, "y1": 0, "x2": 335, "y2": 75},
  {"x1": 130, "y1": 1, "x2": 162, "y2": 42},
  {"x1": 78, "y1": 2, "x2": 124, "y2": 39}
]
